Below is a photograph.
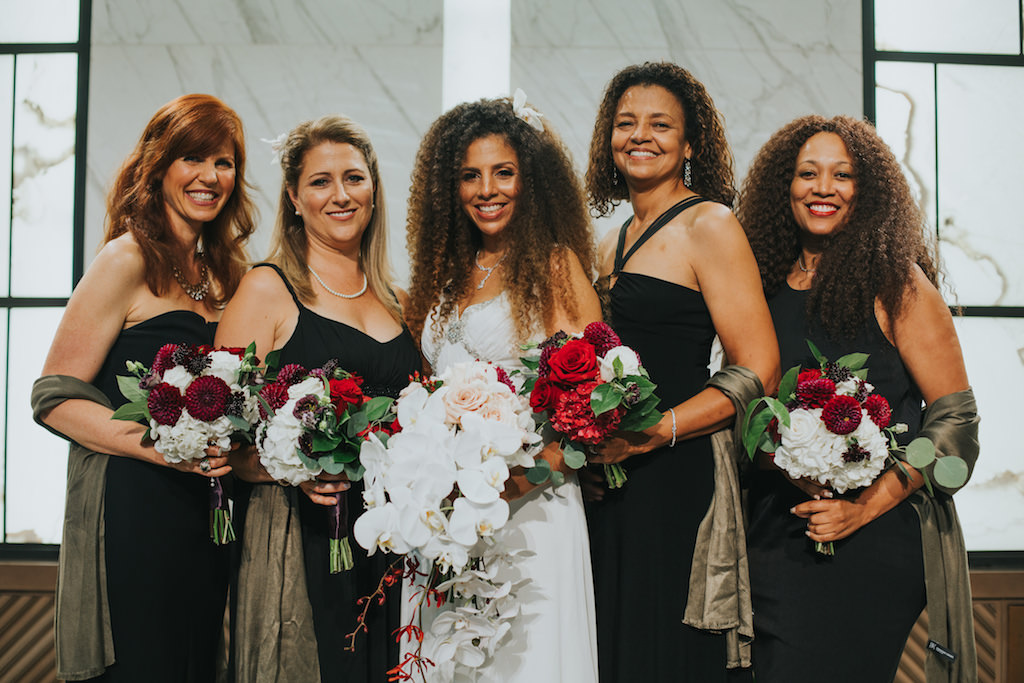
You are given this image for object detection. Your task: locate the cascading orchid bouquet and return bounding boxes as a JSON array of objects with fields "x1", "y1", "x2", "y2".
[
  {"x1": 255, "y1": 358, "x2": 399, "y2": 573},
  {"x1": 352, "y1": 360, "x2": 541, "y2": 682},
  {"x1": 113, "y1": 342, "x2": 263, "y2": 544},
  {"x1": 521, "y1": 321, "x2": 661, "y2": 488},
  {"x1": 743, "y1": 340, "x2": 968, "y2": 555}
]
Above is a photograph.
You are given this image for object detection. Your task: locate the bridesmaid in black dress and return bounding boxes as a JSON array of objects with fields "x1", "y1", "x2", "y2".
[
  {"x1": 216, "y1": 115, "x2": 419, "y2": 682},
  {"x1": 737, "y1": 115, "x2": 978, "y2": 682},
  {"x1": 36, "y1": 94, "x2": 256, "y2": 681},
  {"x1": 584, "y1": 62, "x2": 779, "y2": 682}
]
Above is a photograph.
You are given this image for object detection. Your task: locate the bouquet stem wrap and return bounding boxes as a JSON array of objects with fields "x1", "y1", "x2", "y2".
[
  {"x1": 209, "y1": 478, "x2": 236, "y2": 545},
  {"x1": 328, "y1": 492, "x2": 354, "y2": 574}
]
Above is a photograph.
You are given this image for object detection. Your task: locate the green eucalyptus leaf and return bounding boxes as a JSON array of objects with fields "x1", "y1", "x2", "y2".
[
  {"x1": 563, "y1": 442, "x2": 587, "y2": 470},
  {"x1": 345, "y1": 461, "x2": 365, "y2": 482},
  {"x1": 525, "y1": 458, "x2": 552, "y2": 485},
  {"x1": 313, "y1": 432, "x2": 343, "y2": 453},
  {"x1": 550, "y1": 471, "x2": 565, "y2": 487},
  {"x1": 297, "y1": 448, "x2": 319, "y2": 472},
  {"x1": 226, "y1": 415, "x2": 252, "y2": 432},
  {"x1": 905, "y1": 437, "x2": 936, "y2": 468},
  {"x1": 319, "y1": 457, "x2": 345, "y2": 475},
  {"x1": 933, "y1": 456, "x2": 969, "y2": 489},
  {"x1": 836, "y1": 352, "x2": 869, "y2": 371},
  {"x1": 591, "y1": 383, "x2": 621, "y2": 416},
  {"x1": 329, "y1": 448, "x2": 356, "y2": 464},
  {"x1": 116, "y1": 375, "x2": 149, "y2": 403},
  {"x1": 777, "y1": 366, "x2": 800, "y2": 404}
]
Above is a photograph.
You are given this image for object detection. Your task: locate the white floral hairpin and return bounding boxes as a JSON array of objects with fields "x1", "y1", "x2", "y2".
[
  {"x1": 260, "y1": 132, "x2": 288, "y2": 165},
  {"x1": 512, "y1": 88, "x2": 544, "y2": 133}
]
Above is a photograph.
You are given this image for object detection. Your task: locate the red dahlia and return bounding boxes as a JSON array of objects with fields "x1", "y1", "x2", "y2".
[
  {"x1": 797, "y1": 368, "x2": 823, "y2": 385},
  {"x1": 821, "y1": 395, "x2": 862, "y2": 435},
  {"x1": 147, "y1": 382, "x2": 184, "y2": 425},
  {"x1": 863, "y1": 394, "x2": 892, "y2": 428},
  {"x1": 583, "y1": 322, "x2": 621, "y2": 356},
  {"x1": 276, "y1": 363, "x2": 307, "y2": 386},
  {"x1": 152, "y1": 344, "x2": 179, "y2": 375},
  {"x1": 184, "y1": 375, "x2": 231, "y2": 421},
  {"x1": 796, "y1": 377, "x2": 836, "y2": 409},
  {"x1": 259, "y1": 382, "x2": 290, "y2": 419}
]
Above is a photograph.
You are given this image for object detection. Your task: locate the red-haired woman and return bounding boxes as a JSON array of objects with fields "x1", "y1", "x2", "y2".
[{"x1": 33, "y1": 94, "x2": 255, "y2": 682}]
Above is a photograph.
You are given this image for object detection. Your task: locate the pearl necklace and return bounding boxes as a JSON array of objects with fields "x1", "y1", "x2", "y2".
[
  {"x1": 172, "y1": 261, "x2": 210, "y2": 301},
  {"x1": 798, "y1": 253, "x2": 817, "y2": 273},
  {"x1": 474, "y1": 250, "x2": 508, "y2": 290},
  {"x1": 308, "y1": 265, "x2": 368, "y2": 299}
]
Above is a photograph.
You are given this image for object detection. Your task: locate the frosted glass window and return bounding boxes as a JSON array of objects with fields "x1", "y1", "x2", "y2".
[
  {"x1": 11, "y1": 53, "x2": 77, "y2": 298},
  {"x1": 875, "y1": 0, "x2": 1021, "y2": 54},
  {"x1": 875, "y1": 61, "x2": 937, "y2": 233},
  {"x1": 0, "y1": 55, "x2": 12, "y2": 298},
  {"x1": 5, "y1": 307, "x2": 67, "y2": 544},
  {"x1": 950, "y1": 317, "x2": 1024, "y2": 552},
  {"x1": 935, "y1": 64, "x2": 1024, "y2": 308},
  {"x1": 0, "y1": 0, "x2": 80, "y2": 44}
]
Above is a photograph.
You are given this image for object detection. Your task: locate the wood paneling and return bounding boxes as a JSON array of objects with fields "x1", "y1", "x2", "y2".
[{"x1": 0, "y1": 561, "x2": 58, "y2": 683}]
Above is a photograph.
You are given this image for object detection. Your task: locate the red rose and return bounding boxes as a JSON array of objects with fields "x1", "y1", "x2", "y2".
[
  {"x1": 529, "y1": 377, "x2": 564, "y2": 413},
  {"x1": 329, "y1": 377, "x2": 364, "y2": 415},
  {"x1": 547, "y1": 339, "x2": 600, "y2": 386}
]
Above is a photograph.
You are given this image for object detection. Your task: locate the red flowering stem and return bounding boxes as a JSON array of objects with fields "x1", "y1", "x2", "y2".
[
  {"x1": 208, "y1": 478, "x2": 235, "y2": 545},
  {"x1": 344, "y1": 557, "x2": 404, "y2": 652},
  {"x1": 328, "y1": 493, "x2": 354, "y2": 573},
  {"x1": 604, "y1": 463, "x2": 627, "y2": 489}
]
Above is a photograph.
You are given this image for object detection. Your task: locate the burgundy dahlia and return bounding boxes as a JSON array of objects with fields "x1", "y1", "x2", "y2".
[
  {"x1": 148, "y1": 382, "x2": 184, "y2": 425},
  {"x1": 259, "y1": 382, "x2": 290, "y2": 419},
  {"x1": 152, "y1": 343, "x2": 179, "y2": 375},
  {"x1": 276, "y1": 363, "x2": 307, "y2": 386},
  {"x1": 863, "y1": 394, "x2": 892, "y2": 428},
  {"x1": 184, "y1": 375, "x2": 231, "y2": 421},
  {"x1": 821, "y1": 395, "x2": 862, "y2": 435},
  {"x1": 796, "y1": 377, "x2": 836, "y2": 409},
  {"x1": 583, "y1": 321, "x2": 621, "y2": 356}
]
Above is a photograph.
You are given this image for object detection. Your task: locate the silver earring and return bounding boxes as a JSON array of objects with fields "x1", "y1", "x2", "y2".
[
  {"x1": 294, "y1": 210, "x2": 301, "y2": 216},
  {"x1": 683, "y1": 158, "x2": 692, "y2": 187},
  {"x1": 613, "y1": 168, "x2": 620, "y2": 186}
]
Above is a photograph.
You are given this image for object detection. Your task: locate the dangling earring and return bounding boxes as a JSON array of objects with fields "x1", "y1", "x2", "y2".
[
  {"x1": 613, "y1": 168, "x2": 620, "y2": 186},
  {"x1": 683, "y1": 158, "x2": 692, "y2": 187}
]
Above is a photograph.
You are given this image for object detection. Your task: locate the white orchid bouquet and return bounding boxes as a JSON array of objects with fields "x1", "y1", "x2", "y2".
[
  {"x1": 353, "y1": 360, "x2": 541, "y2": 682},
  {"x1": 113, "y1": 342, "x2": 264, "y2": 544}
]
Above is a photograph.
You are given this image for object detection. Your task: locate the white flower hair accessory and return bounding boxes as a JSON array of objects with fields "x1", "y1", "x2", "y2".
[
  {"x1": 260, "y1": 131, "x2": 288, "y2": 165},
  {"x1": 512, "y1": 88, "x2": 544, "y2": 133}
]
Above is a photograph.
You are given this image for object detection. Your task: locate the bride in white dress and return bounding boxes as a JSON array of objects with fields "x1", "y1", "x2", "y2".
[{"x1": 403, "y1": 95, "x2": 601, "y2": 682}]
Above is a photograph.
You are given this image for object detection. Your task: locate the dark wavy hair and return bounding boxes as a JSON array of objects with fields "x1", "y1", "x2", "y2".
[
  {"x1": 103, "y1": 94, "x2": 256, "y2": 308},
  {"x1": 586, "y1": 61, "x2": 736, "y2": 214},
  {"x1": 405, "y1": 96, "x2": 597, "y2": 345},
  {"x1": 737, "y1": 115, "x2": 939, "y2": 338}
]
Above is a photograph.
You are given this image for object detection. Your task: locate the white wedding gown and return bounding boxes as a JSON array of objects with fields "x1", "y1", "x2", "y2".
[{"x1": 418, "y1": 293, "x2": 599, "y2": 683}]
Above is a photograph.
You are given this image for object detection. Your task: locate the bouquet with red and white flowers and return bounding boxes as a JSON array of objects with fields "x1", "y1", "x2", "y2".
[
  {"x1": 522, "y1": 321, "x2": 661, "y2": 488},
  {"x1": 255, "y1": 358, "x2": 399, "y2": 573},
  {"x1": 743, "y1": 340, "x2": 967, "y2": 555},
  {"x1": 113, "y1": 342, "x2": 264, "y2": 544},
  {"x1": 353, "y1": 360, "x2": 541, "y2": 682}
]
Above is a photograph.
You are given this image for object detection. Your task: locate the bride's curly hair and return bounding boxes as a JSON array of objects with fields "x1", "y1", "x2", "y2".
[
  {"x1": 586, "y1": 61, "x2": 736, "y2": 215},
  {"x1": 405, "y1": 97, "x2": 597, "y2": 346},
  {"x1": 736, "y1": 115, "x2": 939, "y2": 339}
]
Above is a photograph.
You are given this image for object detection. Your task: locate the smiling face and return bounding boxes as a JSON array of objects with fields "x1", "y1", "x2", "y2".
[
  {"x1": 458, "y1": 134, "x2": 521, "y2": 242},
  {"x1": 161, "y1": 142, "x2": 236, "y2": 233},
  {"x1": 288, "y1": 141, "x2": 375, "y2": 250},
  {"x1": 611, "y1": 85, "x2": 691, "y2": 188},
  {"x1": 789, "y1": 132, "x2": 856, "y2": 240}
]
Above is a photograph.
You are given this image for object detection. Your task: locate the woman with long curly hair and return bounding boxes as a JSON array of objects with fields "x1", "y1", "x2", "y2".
[
  {"x1": 405, "y1": 95, "x2": 601, "y2": 681},
  {"x1": 33, "y1": 94, "x2": 255, "y2": 681},
  {"x1": 584, "y1": 62, "x2": 779, "y2": 682},
  {"x1": 737, "y1": 115, "x2": 978, "y2": 683},
  {"x1": 216, "y1": 114, "x2": 419, "y2": 682}
]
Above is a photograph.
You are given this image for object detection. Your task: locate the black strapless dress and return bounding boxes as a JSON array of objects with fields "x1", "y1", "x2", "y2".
[
  {"x1": 586, "y1": 198, "x2": 737, "y2": 682},
  {"x1": 238, "y1": 264, "x2": 421, "y2": 681},
  {"x1": 746, "y1": 284, "x2": 926, "y2": 682},
  {"x1": 91, "y1": 310, "x2": 228, "y2": 682}
]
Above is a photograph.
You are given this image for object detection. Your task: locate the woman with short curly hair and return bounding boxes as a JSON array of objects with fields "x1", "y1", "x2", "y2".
[
  {"x1": 585, "y1": 62, "x2": 779, "y2": 682},
  {"x1": 738, "y1": 115, "x2": 978, "y2": 683},
  {"x1": 405, "y1": 94, "x2": 601, "y2": 681}
]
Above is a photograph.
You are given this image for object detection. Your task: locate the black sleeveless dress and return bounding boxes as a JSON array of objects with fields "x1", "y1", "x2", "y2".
[
  {"x1": 586, "y1": 198, "x2": 735, "y2": 682},
  {"x1": 91, "y1": 310, "x2": 228, "y2": 682},
  {"x1": 241, "y1": 264, "x2": 420, "y2": 681},
  {"x1": 746, "y1": 283, "x2": 926, "y2": 682}
]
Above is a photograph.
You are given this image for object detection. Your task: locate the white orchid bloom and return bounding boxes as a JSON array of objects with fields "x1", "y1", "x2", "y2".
[
  {"x1": 448, "y1": 497, "x2": 509, "y2": 546},
  {"x1": 353, "y1": 503, "x2": 407, "y2": 555},
  {"x1": 456, "y1": 457, "x2": 509, "y2": 504}
]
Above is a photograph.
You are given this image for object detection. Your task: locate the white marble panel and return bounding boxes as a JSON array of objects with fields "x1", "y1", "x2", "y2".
[
  {"x1": 950, "y1": 316, "x2": 1024, "y2": 552},
  {"x1": 0, "y1": 0, "x2": 79, "y2": 43},
  {"x1": 875, "y1": 61, "x2": 937, "y2": 233},
  {"x1": 0, "y1": 55, "x2": 13, "y2": 297},
  {"x1": 936, "y1": 64, "x2": 1024, "y2": 307},
  {"x1": 875, "y1": 0, "x2": 1020, "y2": 55},
  {"x1": 92, "y1": 0, "x2": 443, "y2": 46},
  {"x1": 11, "y1": 53, "x2": 77, "y2": 298},
  {"x1": 86, "y1": 43, "x2": 442, "y2": 284},
  {"x1": 5, "y1": 307, "x2": 67, "y2": 544}
]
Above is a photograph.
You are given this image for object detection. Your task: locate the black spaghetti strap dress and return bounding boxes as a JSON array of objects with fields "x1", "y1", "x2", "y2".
[
  {"x1": 586, "y1": 198, "x2": 737, "y2": 682},
  {"x1": 92, "y1": 310, "x2": 228, "y2": 682},
  {"x1": 746, "y1": 283, "x2": 927, "y2": 682},
  {"x1": 243, "y1": 263, "x2": 420, "y2": 681}
]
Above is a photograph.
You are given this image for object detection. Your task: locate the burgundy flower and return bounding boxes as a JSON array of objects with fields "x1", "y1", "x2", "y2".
[
  {"x1": 529, "y1": 377, "x2": 564, "y2": 413},
  {"x1": 259, "y1": 382, "x2": 290, "y2": 419},
  {"x1": 152, "y1": 344, "x2": 179, "y2": 375},
  {"x1": 276, "y1": 363, "x2": 307, "y2": 386},
  {"x1": 186, "y1": 352, "x2": 211, "y2": 376},
  {"x1": 225, "y1": 391, "x2": 246, "y2": 418},
  {"x1": 171, "y1": 344, "x2": 197, "y2": 369},
  {"x1": 863, "y1": 394, "x2": 892, "y2": 428},
  {"x1": 796, "y1": 377, "x2": 836, "y2": 409},
  {"x1": 821, "y1": 395, "x2": 862, "y2": 435},
  {"x1": 583, "y1": 321, "x2": 622, "y2": 356},
  {"x1": 184, "y1": 375, "x2": 231, "y2": 421},
  {"x1": 842, "y1": 443, "x2": 871, "y2": 463},
  {"x1": 147, "y1": 382, "x2": 184, "y2": 425},
  {"x1": 823, "y1": 361, "x2": 852, "y2": 384},
  {"x1": 547, "y1": 339, "x2": 600, "y2": 387},
  {"x1": 217, "y1": 346, "x2": 248, "y2": 358},
  {"x1": 493, "y1": 365, "x2": 515, "y2": 392},
  {"x1": 329, "y1": 377, "x2": 364, "y2": 415},
  {"x1": 538, "y1": 344, "x2": 557, "y2": 377},
  {"x1": 796, "y1": 368, "x2": 823, "y2": 385}
]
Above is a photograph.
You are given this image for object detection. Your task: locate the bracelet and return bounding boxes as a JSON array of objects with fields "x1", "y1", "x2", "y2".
[{"x1": 669, "y1": 408, "x2": 677, "y2": 448}]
